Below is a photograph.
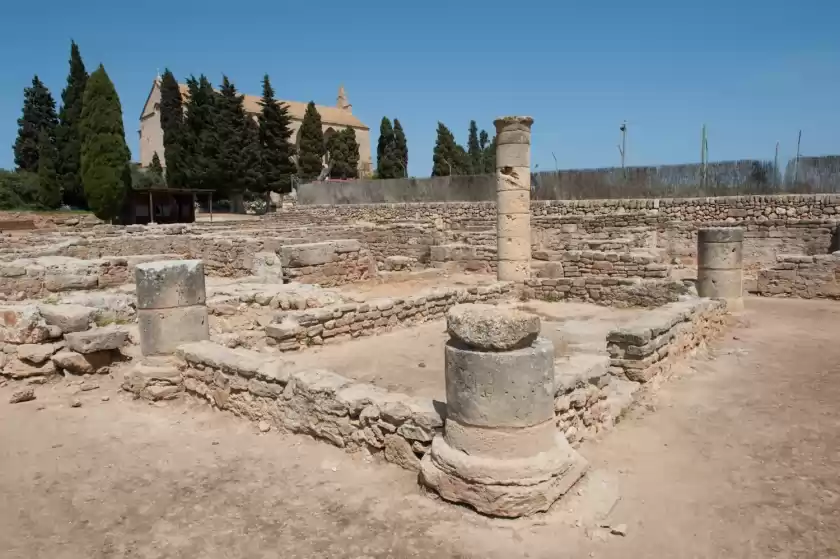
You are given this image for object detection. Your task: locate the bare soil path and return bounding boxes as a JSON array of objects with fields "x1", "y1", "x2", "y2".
[{"x1": 1, "y1": 297, "x2": 839, "y2": 558}]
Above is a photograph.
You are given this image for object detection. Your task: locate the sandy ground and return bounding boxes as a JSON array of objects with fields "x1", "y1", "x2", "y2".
[
  {"x1": 285, "y1": 301, "x2": 640, "y2": 399},
  {"x1": 2, "y1": 297, "x2": 840, "y2": 558}
]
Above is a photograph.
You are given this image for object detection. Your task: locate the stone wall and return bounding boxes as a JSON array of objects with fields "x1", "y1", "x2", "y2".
[
  {"x1": 756, "y1": 255, "x2": 840, "y2": 299},
  {"x1": 265, "y1": 282, "x2": 513, "y2": 350},
  {"x1": 532, "y1": 250, "x2": 668, "y2": 279},
  {"x1": 606, "y1": 299, "x2": 727, "y2": 382},
  {"x1": 176, "y1": 341, "x2": 443, "y2": 472},
  {"x1": 279, "y1": 240, "x2": 376, "y2": 287}
]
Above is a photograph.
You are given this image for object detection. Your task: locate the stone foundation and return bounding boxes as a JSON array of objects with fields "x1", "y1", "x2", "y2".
[{"x1": 756, "y1": 254, "x2": 840, "y2": 299}]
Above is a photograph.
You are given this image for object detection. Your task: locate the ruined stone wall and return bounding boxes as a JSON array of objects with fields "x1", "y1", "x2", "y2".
[
  {"x1": 756, "y1": 255, "x2": 840, "y2": 299},
  {"x1": 265, "y1": 283, "x2": 513, "y2": 351}
]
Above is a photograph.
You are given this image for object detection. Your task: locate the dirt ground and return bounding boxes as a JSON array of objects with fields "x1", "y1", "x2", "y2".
[
  {"x1": 285, "y1": 301, "x2": 639, "y2": 399},
  {"x1": 2, "y1": 297, "x2": 840, "y2": 558}
]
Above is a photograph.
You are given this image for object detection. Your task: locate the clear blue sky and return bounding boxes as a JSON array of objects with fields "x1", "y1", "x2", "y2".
[{"x1": 2, "y1": 0, "x2": 838, "y2": 177}]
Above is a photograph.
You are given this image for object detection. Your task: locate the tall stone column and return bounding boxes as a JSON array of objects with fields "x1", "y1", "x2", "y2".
[
  {"x1": 135, "y1": 260, "x2": 209, "y2": 356},
  {"x1": 697, "y1": 228, "x2": 744, "y2": 311},
  {"x1": 495, "y1": 116, "x2": 533, "y2": 282},
  {"x1": 420, "y1": 304, "x2": 587, "y2": 518}
]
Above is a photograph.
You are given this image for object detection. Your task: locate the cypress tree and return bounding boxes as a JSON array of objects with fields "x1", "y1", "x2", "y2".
[
  {"x1": 216, "y1": 76, "x2": 259, "y2": 201},
  {"x1": 298, "y1": 101, "x2": 325, "y2": 181},
  {"x1": 432, "y1": 122, "x2": 462, "y2": 177},
  {"x1": 467, "y1": 120, "x2": 481, "y2": 175},
  {"x1": 393, "y1": 119, "x2": 408, "y2": 178},
  {"x1": 376, "y1": 117, "x2": 398, "y2": 179},
  {"x1": 181, "y1": 75, "x2": 221, "y2": 191},
  {"x1": 159, "y1": 69, "x2": 187, "y2": 188},
  {"x1": 37, "y1": 130, "x2": 61, "y2": 209},
  {"x1": 14, "y1": 76, "x2": 58, "y2": 173},
  {"x1": 257, "y1": 75, "x2": 296, "y2": 195},
  {"x1": 149, "y1": 152, "x2": 164, "y2": 185},
  {"x1": 483, "y1": 135, "x2": 497, "y2": 173},
  {"x1": 55, "y1": 41, "x2": 88, "y2": 207},
  {"x1": 79, "y1": 65, "x2": 131, "y2": 221},
  {"x1": 328, "y1": 128, "x2": 360, "y2": 179}
]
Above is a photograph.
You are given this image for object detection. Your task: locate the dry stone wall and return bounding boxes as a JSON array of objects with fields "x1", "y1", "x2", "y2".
[{"x1": 756, "y1": 255, "x2": 840, "y2": 299}]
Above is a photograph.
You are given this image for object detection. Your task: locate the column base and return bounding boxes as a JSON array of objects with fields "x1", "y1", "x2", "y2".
[{"x1": 419, "y1": 434, "x2": 588, "y2": 518}]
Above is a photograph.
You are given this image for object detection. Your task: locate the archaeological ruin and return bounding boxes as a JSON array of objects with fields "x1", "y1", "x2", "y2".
[{"x1": 2, "y1": 116, "x2": 840, "y2": 518}]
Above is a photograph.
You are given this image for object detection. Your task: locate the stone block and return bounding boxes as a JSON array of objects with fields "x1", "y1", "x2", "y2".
[
  {"x1": 447, "y1": 304, "x2": 539, "y2": 351},
  {"x1": 4, "y1": 358, "x2": 56, "y2": 379},
  {"x1": 250, "y1": 252, "x2": 284, "y2": 282},
  {"x1": 0, "y1": 305, "x2": 50, "y2": 345},
  {"x1": 17, "y1": 342, "x2": 60, "y2": 365},
  {"x1": 44, "y1": 274, "x2": 98, "y2": 292},
  {"x1": 65, "y1": 325, "x2": 129, "y2": 354},
  {"x1": 38, "y1": 304, "x2": 95, "y2": 333},
  {"x1": 138, "y1": 306, "x2": 209, "y2": 356},
  {"x1": 52, "y1": 350, "x2": 118, "y2": 374},
  {"x1": 176, "y1": 340, "x2": 269, "y2": 378},
  {"x1": 135, "y1": 260, "x2": 206, "y2": 310}
]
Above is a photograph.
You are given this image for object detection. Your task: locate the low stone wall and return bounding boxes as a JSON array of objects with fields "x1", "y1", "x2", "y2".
[
  {"x1": 532, "y1": 250, "x2": 668, "y2": 279},
  {"x1": 265, "y1": 282, "x2": 514, "y2": 350},
  {"x1": 606, "y1": 299, "x2": 727, "y2": 382},
  {"x1": 429, "y1": 243, "x2": 497, "y2": 274},
  {"x1": 0, "y1": 255, "x2": 179, "y2": 300},
  {"x1": 279, "y1": 240, "x2": 376, "y2": 286},
  {"x1": 524, "y1": 277, "x2": 689, "y2": 307},
  {"x1": 176, "y1": 341, "x2": 443, "y2": 471},
  {"x1": 756, "y1": 255, "x2": 840, "y2": 299}
]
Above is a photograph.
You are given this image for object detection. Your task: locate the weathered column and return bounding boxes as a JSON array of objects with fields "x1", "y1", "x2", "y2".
[
  {"x1": 135, "y1": 260, "x2": 209, "y2": 355},
  {"x1": 420, "y1": 304, "x2": 587, "y2": 518},
  {"x1": 697, "y1": 227, "x2": 744, "y2": 310},
  {"x1": 495, "y1": 116, "x2": 533, "y2": 282}
]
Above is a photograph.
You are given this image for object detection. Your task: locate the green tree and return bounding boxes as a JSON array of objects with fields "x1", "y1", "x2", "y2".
[
  {"x1": 432, "y1": 122, "x2": 465, "y2": 176},
  {"x1": 481, "y1": 132, "x2": 496, "y2": 173},
  {"x1": 36, "y1": 130, "x2": 62, "y2": 209},
  {"x1": 328, "y1": 128, "x2": 360, "y2": 179},
  {"x1": 376, "y1": 117, "x2": 399, "y2": 178},
  {"x1": 393, "y1": 119, "x2": 408, "y2": 178},
  {"x1": 149, "y1": 152, "x2": 164, "y2": 184},
  {"x1": 79, "y1": 65, "x2": 131, "y2": 221},
  {"x1": 0, "y1": 170, "x2": 39, "y2": 209},
  {"x1": 298, "y1": 101, "x2": 325, "y2": 181},
  {"x1": 181, "y1": 75, "x2": 221, "y2": 191},
  {"x1": 159, "y1": 69, "x2": 187, "y2": 188},
  {"x1": 216, "y1": 76, "x2": 260, "y2": 203},
  {"x1": 257, "y1": 75, "x2": 297, "y2": 195},
  {"x1": 55, "y1": 41, "x2": 89, "y2": 207},
  {"x1": 467, "y1": 120, "x2": 482, "y2": 175},
  {"x1": 14, "y1": 76, "x2": 58, "y2": 173}
]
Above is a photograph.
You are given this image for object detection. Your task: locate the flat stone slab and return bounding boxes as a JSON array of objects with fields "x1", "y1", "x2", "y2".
[
  {"x1": 447, "y1": 304, "x2": 540, "y2": 351},
  {"x1": 64, "y1": 325, "x2": 129, "y2": 354},
  {"x1": 38, "y1": 303, "x2": 95, "y2": 333},
  {"x1": 135, "y1": 260, "x2": 206, "y2": 310}
]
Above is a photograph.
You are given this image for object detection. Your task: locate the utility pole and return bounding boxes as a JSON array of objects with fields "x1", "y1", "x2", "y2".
[
  {"x1": 700, "y1": 124, "x2": 708, "y2": 188},
  {"x1": 793, "y1": 130, "x2": 802, "y2": 185},
  {"x1": 618, "y1": 121, "x2": 627, "y2": 173},
  {"x1": 774, "y1": 141, "x2": 780, "y2": 188}
]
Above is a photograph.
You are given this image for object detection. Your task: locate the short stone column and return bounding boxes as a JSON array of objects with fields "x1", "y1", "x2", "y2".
[
  {"x1": 495, "y1": 116, "x2": 534, "y2": 282},
  {"x1": 697, "y1": 228, "x2": 744, "y2": 310},
  {"x1": 135, "y1": 260, "x2": 209, "y2": 356},
  {"x1": 420, "y1": 304, "x2": 587, "y2": 518}
]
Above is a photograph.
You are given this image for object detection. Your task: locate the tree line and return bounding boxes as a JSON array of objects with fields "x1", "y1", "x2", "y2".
[{"x1": 9, "y1": 41, "x2": 131, "y2": 220}]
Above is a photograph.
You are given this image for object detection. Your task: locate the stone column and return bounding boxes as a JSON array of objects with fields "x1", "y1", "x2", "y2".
[
  {"x1": 697, "y1": 228, "x2": 744, "y2": 310},
  {"x1": 420, "y1": 304, "x2": 587, "y2": 518},
  {"x1": 135, "y1": 260, "x2": 209, "y2": 356},
  {"x1": 495, "y1": 116, "x2": 534, "y2": 282}
]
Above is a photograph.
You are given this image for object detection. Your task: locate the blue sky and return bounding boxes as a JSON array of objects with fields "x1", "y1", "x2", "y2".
[{"x1": 2, "y1": 0, "x2": 838, "y2": 177}]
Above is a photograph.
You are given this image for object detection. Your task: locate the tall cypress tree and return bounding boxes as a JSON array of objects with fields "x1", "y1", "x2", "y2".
[
  {"x1": 149, "y1": 152, "x2": 164, "y2": 185},
  {"x1": 393, "y1": 119, "x2": 408, "y2": 178},
  {"x1": 37, "y1": 130, "x2": 61, "y2": 209},
  {"x1": 55, "y1": 41, "x2": 88, "y2": 207},
  {"x1": 181, "y1": 75, "x2": 221, "y2": 191},
  {"x1": 327, "y1": 128, "x2": 359, "y2": 179},
  {"x1": 216, "y1": 76, "x2": 259, "y2": 201},
  {"x1": 257, "y1": 75, "x2": 296, "y2": 195},
  {"x1": 298, "y1": 101, "x2": 325, "y2": 181},
  {"x1": 376, "y1": 117, "x2": 398, "y2": 179},
  {"x1": 79, "y1": 65, "x2": 131, "y2": 221},
  {"x1": 467, "y1": 120, "x2": 481, "y2": 175},
  {"x1": 14, "y1": 76, "x2": 58, "y2": 173},
  {"x1": 483, "y1": 134, "x2": 497, "y2": 173},
  {"x1": 432, "y1": 122, "x2": 462, "y2": 177},
  {"x1": 159, "y1": 69, "x2": 186, "y2": 188}
]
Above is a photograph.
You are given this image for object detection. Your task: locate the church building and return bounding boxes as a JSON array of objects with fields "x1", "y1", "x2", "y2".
[{"x1": 138, "y1": 79, "x2": 372, "y2": 178}]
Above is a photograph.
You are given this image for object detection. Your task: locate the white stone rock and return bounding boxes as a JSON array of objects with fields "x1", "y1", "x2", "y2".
[{"x1": 447, "y1": 304, "x2": 540, "y2": 351}]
